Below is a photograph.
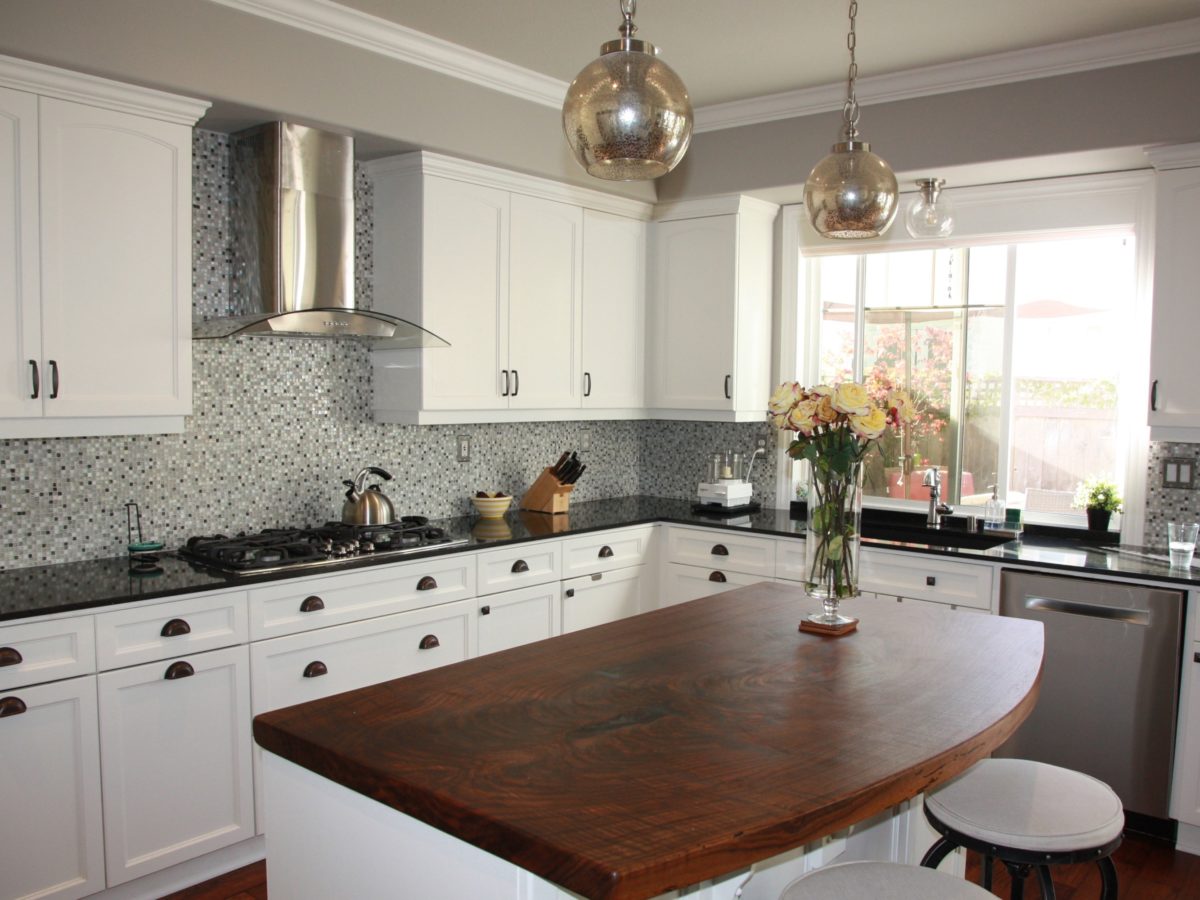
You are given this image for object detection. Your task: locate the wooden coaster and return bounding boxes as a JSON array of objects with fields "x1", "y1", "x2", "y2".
[{"x1": 799, "y1": 617, "x2": 859, "y2": 637}]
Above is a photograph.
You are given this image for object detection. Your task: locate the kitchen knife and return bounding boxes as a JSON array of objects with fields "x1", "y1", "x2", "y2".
[
  {"x1": 565, "y1": 463, "x2": 586, "y2": 485},
  {"x1": 551, "y1": 451, "x2": 571, "y2": 477}
]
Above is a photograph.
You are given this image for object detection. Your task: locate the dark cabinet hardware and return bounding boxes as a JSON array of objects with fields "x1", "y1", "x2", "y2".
[
  {"x1": 29, "y1": 360, "x2": 39, "y2": 399},
  {"x1": 0, "y1": 696, "x2": 27, "y2": 718},
  {"x1": 709, "y1": 571, "x2": 727, "y2": 583},
  {"x1": 164, "y1": 661, "x2": 194, "y2": 680},
  {"x1": 1194, "y1": 651, "x2": 1200, "y2": 664},
  {"x1": 1151, "y1": 379, "x2": 1159, "y2": 411},
  {"x1": 299, "y1": 595, "x2": 325, "y2": 613},
  {"x1": 501, "y1": 369, "x2": 510, "y2": 397},
  {"x1": 591, "y1": 573, "x2": 602, "y2": 581},
  {"x1": 711, "y1": 544, "x2": 729, "y2": 556},
  {"x1": 598, "y1": 545, "x2": 614, "y2": 558},
  {"x1": 418, "y1": 634, "x2": 440, "y2": 650},
  {"x1": 511, "y1": 559, "x2": 530, "y2": 574},
  {"x1": 480, "y1": 605, "x2": 491, "y2": 616},
  {"x1": 584, "y1": 372, "x2": 592, "y2": 397},
  {"x1": 49, "y1": 359, "x2": 59, "y2": 399},
  {"x1": 160, "y1": 618, "x2": 191, "y2": 638},
  {"x1": 565, "y1": 589, "x2": 575, "y2": 598},
  {"x1": 925, "y1": 576, "x2": 936, "y2": 586},
  {"x1": 303, "y1": 661, "x2": 328, "y2": 678},
  {"x1": 724, "y1": 374, "x2": 732, "y2": 399},
  {"x1": 417, "y1": 575, "x2": 438, "y2": 591},
  {"x1": 512, "y1": 369, "x2": 519, "y2": 397},
  {"x1": 0, "y1": 647, "x2": 22, "y2": 667}
]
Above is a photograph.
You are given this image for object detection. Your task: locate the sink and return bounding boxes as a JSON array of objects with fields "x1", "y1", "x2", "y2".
[{"x1": 861, "y1": 524, "x2": 1014, "y2": 550}]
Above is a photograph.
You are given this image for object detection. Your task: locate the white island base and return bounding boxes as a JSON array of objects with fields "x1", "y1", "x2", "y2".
[{"x1": 262, "y1": 753, "x2": 964, "y2": 900}]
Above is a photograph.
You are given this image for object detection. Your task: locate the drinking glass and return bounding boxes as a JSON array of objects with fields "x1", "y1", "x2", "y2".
[{"x1": 1168, "y1": 522, "x2": 1199, "y2": 568}]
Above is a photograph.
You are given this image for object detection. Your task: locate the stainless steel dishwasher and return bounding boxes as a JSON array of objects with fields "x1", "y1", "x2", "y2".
[{"x1": 996, "y1": 569, "x2": 1184, "y2": 818}]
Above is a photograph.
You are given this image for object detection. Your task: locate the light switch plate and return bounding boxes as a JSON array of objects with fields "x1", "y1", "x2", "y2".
[
  {"x1": 456, "y1": 434, "x2": 470, "y2": 463},
  {"x1": 580, "y1": 429, "x2": 591, "y2": 452},
  {"x1": 1163, "y1": 457, "x2": 1195, "y2": 489}
]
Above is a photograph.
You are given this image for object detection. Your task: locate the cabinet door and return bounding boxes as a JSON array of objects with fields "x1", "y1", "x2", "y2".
[
  {"x1": 420, "y1": 176, "x2": 509, "y2": 410},
  {"x1": 660, "y1": 562, "x2": 764, "y2": 608},
  {"x1": 582, "y1": 210, "x2": 644, "y2": 409},
  {"x1": 649, "y1": 215, "x2": 736, "y2": 410},
  {"x1": 0, "y1": 675, "x2": 104, "y2": 900},
  {"x1": 38, "y1": 97, "x2": 191, "y2": 418},
  {"x1": 561, "y1": 565, "x2": 644, "y2": 633},
  {"x1": 1171, "y1": 644, "x2": 1200, "y2": 827},
  {"x1": 0, "y1": 86, "x2": 41, "y2": 419},
  {"x1": 97, "y1": 645, "x2": 254, "y2": 886},
  {"x1": 508, "y1": 194, "x2": 583, "y2": 409},
  {"x1": 478, "y1": 583, "x2": 561, "y2": 656}
]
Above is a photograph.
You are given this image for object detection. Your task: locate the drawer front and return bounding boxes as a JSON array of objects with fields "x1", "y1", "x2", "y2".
[
  {"x1": 477, "y1": 584, "x2": 560, "y2": 656},
  {"x1": 250, "y1": 598, "x2": 476, "y2": 714},
  {"x1": 661, "y1": 562, "x2": 766, "y2": 607},
  {"x1": 561, "y1": 526, "x2": 656, "y2": 577},
  {"x1": 666, "y1": 526, "x2": 775, "y2": 577},
  {"x1": 0, "y1": 615, "x2": 96, "y2": 691},
  {"x1": 96, "y1": 591, "x2": 248, "y2": 671},
  {"x1": 249, "y1": 554, "x2": 477, "y2": 640},
  {"x1": 476, "y1": 542, "x2": 562, "y2": 596},
  {"x1": 561, "y1": 565, "x2": 645, "y2": 633},
  {"x1": 859, "y1": 548, "x2": 994, "y2": 611},
  {"x1": 775, "y1": 537, "x2": 808, "y2": 582}
]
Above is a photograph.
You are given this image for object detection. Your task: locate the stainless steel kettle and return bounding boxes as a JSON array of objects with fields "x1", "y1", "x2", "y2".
[{"x1": 342, "y1": 467, "x2": 396, "y2": 525}]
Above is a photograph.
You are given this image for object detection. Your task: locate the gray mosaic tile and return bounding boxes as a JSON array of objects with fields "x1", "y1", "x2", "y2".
[{"x1": 1145, "y1": 441, "x2": 1200, "y2": 548}]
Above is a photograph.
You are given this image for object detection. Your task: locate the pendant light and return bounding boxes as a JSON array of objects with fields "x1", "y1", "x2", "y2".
[
  {"x1": 562, "y1": 0, "x2": 693, "y2": 181},
  {"x1": 804, "y1": 0, "x2": 898, "y2": 239},
  {"x1": 904, "y1": 178, "x2": 956, "y2": 238}
]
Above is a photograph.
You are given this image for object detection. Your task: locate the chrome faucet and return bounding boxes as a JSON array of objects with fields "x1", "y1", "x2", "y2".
[{"x1": 923, "y1": 467, "x2": 954, "y2": 528}]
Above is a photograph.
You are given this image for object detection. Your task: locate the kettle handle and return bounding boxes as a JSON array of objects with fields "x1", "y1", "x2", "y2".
[{"x1": 366, "y1": 466, "x2": 393, "y2": 481}]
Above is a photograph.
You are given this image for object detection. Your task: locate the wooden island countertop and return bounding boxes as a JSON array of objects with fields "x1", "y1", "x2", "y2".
[{"x1": 253, "y1": 584, "x2": 1043, "y2": 900}]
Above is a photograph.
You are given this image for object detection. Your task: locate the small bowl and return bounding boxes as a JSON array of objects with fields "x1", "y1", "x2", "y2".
[{"x1": 471, "y1": 493, "x2": 512, "y2": 518}]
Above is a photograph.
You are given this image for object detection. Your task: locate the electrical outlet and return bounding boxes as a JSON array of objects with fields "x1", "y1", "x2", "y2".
[
  {"x1": 580, "y1": 429, "x2": 591, "y2": 451},
  {"x1": 456, "y1": 434, "x2": 470, "y2": 463},
  {"x1": 756, "y1": 437, "x2": 767, "y2": 449},
  {"x1": 1164, "y1": 457, "x2": 1195, "y2": 489}
]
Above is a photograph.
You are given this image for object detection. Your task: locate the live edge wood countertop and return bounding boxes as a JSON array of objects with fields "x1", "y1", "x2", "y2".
[{"x1": 253, "y1": 584, "x2": 1044, "y2": 900}]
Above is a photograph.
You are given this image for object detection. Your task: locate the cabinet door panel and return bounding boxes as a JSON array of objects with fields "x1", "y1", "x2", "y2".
[
  {"x1": 561, "y1": 565, "x2": 644, "y2": 633},
  {"x1": 38, "y1": 97, "x2": 190, "y2": 418},
  {"x1": 582, "y1": 210, "x2": 644, "y2": 409},
  {"x1": 661, "y1": 562, "x2": 763, "y2": 607},
  {"x1": 508, "y1": 194, "x2": 582, "y2": 409},
  {"x1": 478, "y1": 584, "x2": 560, "y2": 656},
  {"x1": 0, "y1": 675, "x2": 104, "y2": 900}
]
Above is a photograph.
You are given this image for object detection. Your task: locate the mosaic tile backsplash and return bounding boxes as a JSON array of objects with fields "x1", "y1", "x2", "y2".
[
  {"x1": 0, "y1": 131, "x2": 776, "y2": 570},
  {"x1": 1145, "y1": 442, "x2": 1200, "y2": 547}
]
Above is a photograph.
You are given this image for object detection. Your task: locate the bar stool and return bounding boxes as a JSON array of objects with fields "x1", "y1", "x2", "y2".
[
  {"x1": 781, "y1": 861, "x2": 996, "y2": 898},
  {"x1": 921, "y1": 758, "x2": 1124, "y2": 899}
]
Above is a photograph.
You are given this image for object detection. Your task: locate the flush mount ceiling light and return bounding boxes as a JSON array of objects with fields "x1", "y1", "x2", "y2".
[
  {"x1": 562, "y1": 0, "x2": 693, "y2": 181},
  {"x1": 804, "y1": 0, "x2": 898, "y2": 239},
  {"x1": 905, "y1": 177, "x2": 956, "y2": 238}
]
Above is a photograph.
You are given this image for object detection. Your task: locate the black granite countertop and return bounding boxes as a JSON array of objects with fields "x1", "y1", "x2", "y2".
[{"x1": 2, "y1": 495, "x2": 1196, "y2": 623}]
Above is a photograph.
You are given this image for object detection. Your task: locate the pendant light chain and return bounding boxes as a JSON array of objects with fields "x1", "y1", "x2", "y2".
[{"x1": 842, "y1": 0, "x2": 861, "y2": 140}]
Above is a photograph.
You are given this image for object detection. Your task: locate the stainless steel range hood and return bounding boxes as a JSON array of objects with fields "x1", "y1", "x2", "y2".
[{"x1": 193, "y1": 122, "x2": 448, "y2": 349}]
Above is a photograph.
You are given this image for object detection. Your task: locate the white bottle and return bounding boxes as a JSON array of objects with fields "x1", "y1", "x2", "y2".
[{"x1": 984, "y1": 486, "x2": 1005, "y2": 530}]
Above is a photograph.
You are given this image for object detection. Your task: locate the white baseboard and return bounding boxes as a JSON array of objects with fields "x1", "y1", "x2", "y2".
[
  {"x1": 92, "y1": 836, "x2": 265, "y2": 900},
  {"x1": 1176, "y1": 822, "x2": 1200, "y2": 857}
]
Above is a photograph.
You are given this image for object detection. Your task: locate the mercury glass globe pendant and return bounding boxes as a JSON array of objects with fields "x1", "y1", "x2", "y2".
[
  {"x1": 562, "y1": 0, "x2": 693, "y2": 181},
  {"x1": 904, "y1": 178, "x2": 956, "y2": 238},
  {"x1": 804, "y1": 0, "x2": 898, "y2": 239}
]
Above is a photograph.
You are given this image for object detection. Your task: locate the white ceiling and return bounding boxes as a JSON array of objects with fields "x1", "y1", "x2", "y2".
[{"x1": 331, "y1": 0, "x2": 1200, "y2": 108}]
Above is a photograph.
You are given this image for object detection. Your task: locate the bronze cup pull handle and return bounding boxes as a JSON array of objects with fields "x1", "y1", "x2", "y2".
[
  {"x1": 303, "y1": 661, "x2": 328, "y2": 678},
  {"x1": 160, "y1": 618, "x2": 191, "y2": 638},
  {"x1": 418, "y1": 634, "x2": 440, "y2": 650},
  {"x1": 417, "y1": 576, "x2": 438, "y2": 591},
  {"x1": 0, "y1": 696, "x2": 27, "y2": 717},
  {"x1": 709, "y1": 571, "x2": 727, "y2": 583},
  {"x1": 0, "y1": 647, "x2": 22, "y2": 667},
  {"x1": 164, "y1": 661, "x2": 195, "y2": 680},
  {"x1": 511, "y1": 559, "x2": 530, "y2": 574},
  {"x1": 300, "y1": 595, "x2": 325, "y2": 613},
  {"x1": 598, "y1": 545, "x2": 614, "y2": 558},
  {"x1": 711, "y1": 544, "x2": 729, "y2": 556}
]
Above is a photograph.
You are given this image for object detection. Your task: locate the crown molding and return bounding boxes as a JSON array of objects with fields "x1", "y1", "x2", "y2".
[
  {"x1": 1144, "y1": 142, "x2": 1200, "y2": 170},
  {"x1": 206, "y1": 0, "x2": 565, "y2": 108},
  {"x1": 694, "y1": 17, "x2": 1200, "y2": 133}
]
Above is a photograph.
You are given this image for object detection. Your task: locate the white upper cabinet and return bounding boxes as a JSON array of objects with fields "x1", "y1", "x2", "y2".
[
  {"x1": 368, "y1": 152, "x2": 651, "y2": 425},
  {"x1": 582, "y1": 209, "x2": 645, "y2": 410},
  {"x1": 1147, "y1": 144, "x2": 1200, "y2": 437},
  {"x1": 0, "y1": 55, "x2": 207, "y2": 439},
  {"x1": 647, "y1": 196, "x2": 778, "y2": 421}
]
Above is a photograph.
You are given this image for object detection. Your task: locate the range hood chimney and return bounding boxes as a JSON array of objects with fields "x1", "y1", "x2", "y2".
[{"x1": 193, "y1": 122, "x2": 448, "y2": 349}]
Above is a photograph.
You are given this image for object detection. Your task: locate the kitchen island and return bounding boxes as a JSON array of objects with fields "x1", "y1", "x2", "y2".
[{"x1": 253, "y1": 583, "x2": 1043, "y2": 899}]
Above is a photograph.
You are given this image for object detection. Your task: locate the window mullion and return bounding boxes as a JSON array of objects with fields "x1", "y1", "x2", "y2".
[{"x1": 997, "y1": 245, "x2": 1018, "y2": 502}]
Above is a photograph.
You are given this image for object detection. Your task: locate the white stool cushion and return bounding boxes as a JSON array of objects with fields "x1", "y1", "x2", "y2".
[
  {"x1": 781, "y1": 861, "x2": 994, "y2": 899},
  {"x1": 925, "y1": 758, "x2": 1124, "y2": 853}
]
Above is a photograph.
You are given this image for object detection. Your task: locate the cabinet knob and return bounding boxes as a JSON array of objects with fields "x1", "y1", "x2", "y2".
[
  {"x1": 565, "y1": 589, "x2": 575, "y2": 598},
  {"x1": 303, "y1": 661, "x2": 328, "y2": 678},
  {"x1": 300, "y1": 595, "x2": 325, "y2": 613},
  {"x1": 0, "y1": 696, "x2": 27, "y2": 718},
  {"x1": 418, "y1": 634, "x2": 440, "y2": 650},
  {"x1": 1193, "y1": 651, "x2": 1200, "y2": 664},
  {"x1": 480, "y1": 605, "x2": 491, "y2": 615},
  {"x1": 511, "y1": 559, "x2": 530, "y2": 574},
  {"x1": 711, "y1": 544, "x2": 729, "y2": 556},
  {"x1": 925, "y1": 575, "x2": 936, "y2": 586},
  {"x1": 598, "y1": 545, "x2": 614, "y2": 558},
  {"x1": 709, "y1": 571, "x2": 727, "y2": 583},
  {"x1": 0, "y1": 647, "x2": 22, "y2": 667},
  {"x1": 164, "y1": 661, "x2": 195, "y2": 680},
  {"x1": 160, "y1": 618, "x2": 191, "y2": 638}
]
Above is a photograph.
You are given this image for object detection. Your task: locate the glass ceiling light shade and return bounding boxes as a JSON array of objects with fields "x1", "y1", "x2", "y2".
[
  {"x1": 562, "y1": 0, "x2": 693, "y2": 181},
  {"x1": 905, "y1": 178, "x2": 956, "y2": 239},
  {"x1": 804, "y1": 0, "x2": 898, "y2": 239}
]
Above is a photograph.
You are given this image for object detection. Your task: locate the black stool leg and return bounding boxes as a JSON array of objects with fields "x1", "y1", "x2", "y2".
[
  {"x1": 1097, "y1": 856, "x2": 1119, "y2": 900},
  {"x1": 981, "y1": 853, "x2": 994, "y2": 891},
  {"x1": 920, "y1": 836, "x2": 958, "y2": 870},
  {"x1": 1035, "y1": 865, "x2": 1057, "y2": 900},
  {"x1": 1004, "y1": 861, "x2": 1027, "y2": 900}
]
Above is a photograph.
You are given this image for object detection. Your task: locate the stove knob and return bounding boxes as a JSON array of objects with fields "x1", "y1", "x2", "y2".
[{"x1": 360, "y1": 540, "x2": 375, "y2": 553}]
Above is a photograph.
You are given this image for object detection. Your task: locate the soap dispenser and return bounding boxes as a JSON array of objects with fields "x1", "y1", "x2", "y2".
[{"x1": 984, "y1": 485, "x2": 1005, "y2": 530}]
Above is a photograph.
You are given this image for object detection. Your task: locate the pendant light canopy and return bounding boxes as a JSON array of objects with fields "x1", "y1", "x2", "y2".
[
  {"x1": 905, "y1": 178, "x2": 956, "y2": 238},
  {"x1": 804, "y1": 0, "x2": 898, "y2": 239},
  {"x1": 562, "y1": 0, "x2": 693, "y2": 181}
]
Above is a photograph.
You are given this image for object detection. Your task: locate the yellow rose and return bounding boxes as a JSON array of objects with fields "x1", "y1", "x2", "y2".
[
  {"x1": 831, "y1": 382, "x2": 870, "y2": 416},
  {"x1": 888, "y1": 389, "x2": 915, "y2": 424},
  {"x1": 768, "y1": 381, "x2": 801, "y2": 416},
  {"x1": 850, "y1": 407, "x2": 889, "y2": 440},
  {"x1": 815, "y1": 395, "x2": 838, "y2": 423},
  {"x1": 810, "y1": 384, "x2": 834, "y2": 397},
  {"x1": 787, "y1": 399, "x2": 819, "y2": 435}
]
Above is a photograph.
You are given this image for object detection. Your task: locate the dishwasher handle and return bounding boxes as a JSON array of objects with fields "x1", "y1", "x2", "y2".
[{"x1": 1024, "y1": 596, "x2": 1150, "y2": 626}]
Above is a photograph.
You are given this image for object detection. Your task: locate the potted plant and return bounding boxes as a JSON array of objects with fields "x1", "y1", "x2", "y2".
[{"x1": 1074, "y1": 477, "x2": 1122, "y2": 533}]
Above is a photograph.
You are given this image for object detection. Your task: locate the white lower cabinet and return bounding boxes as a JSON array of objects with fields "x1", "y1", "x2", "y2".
[
  {"x1": 662, "y1": 561, "x2": 765, "y2": 607},
  {"x1": 0, "y1": 675, "x2": 105, "y2": 900},
  {"x1": 859, "y1": 547, "x2": 994, "y2": 612},
  {"x1": 478, "y1": 584, "x2": 561, "y2": 655},
  {"x1": 97, "y1": 645, "x2": 254, "y2": 887},
  {"x1": 561, "y1": 565, "x2": 645, "y2": 633},
  {"x1": 1171, "y1": 592, "x2": 1200, "y2": 852}
]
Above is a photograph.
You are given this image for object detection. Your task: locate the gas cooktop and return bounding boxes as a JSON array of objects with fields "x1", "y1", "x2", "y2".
[{"x1": 178, "y1": 517, "x2": 467, "y2": 576}]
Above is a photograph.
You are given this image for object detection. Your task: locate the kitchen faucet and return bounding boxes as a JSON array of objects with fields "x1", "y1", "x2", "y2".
[{"x1": 923, "y1": 467, "x2": 953, "y2": 528}]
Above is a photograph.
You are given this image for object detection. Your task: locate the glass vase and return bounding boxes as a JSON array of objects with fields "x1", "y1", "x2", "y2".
[{"x1": 804, "y1": 457, "x2": 864, "y2": 625}]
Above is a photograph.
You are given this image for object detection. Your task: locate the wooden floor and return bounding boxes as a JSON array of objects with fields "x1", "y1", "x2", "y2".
[{"x1": 163, "y1": 832, "x2": 1200, "y2": 899}]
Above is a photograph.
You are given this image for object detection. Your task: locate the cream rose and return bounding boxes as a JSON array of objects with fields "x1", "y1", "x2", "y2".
[
  {"x1": 810, "y1": 384, "x2": 834, "y2": 397},
  {"x1": 850, "y1": 407, "x2": 889, "y2": 440},
  {"x1": 815, "y1": 395, "x2": 838, "y2": 423},
  {"x1": 887, "y1": 389, "x2": 915, "y2": 424},
  {"x1": 768, "y1": 381, "x2": 801, "y2": 416},
  {"x1": 831, "y1": 381, "x2": 871, "y2": 416},
  {"x1": 787, "y1": 399, "x2": 819, "y2": 435}
]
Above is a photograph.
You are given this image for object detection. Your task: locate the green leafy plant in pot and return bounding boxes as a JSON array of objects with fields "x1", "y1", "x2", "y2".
[{"x1": 1073, "y1": 476, "x2": 1122, "y2": 533}]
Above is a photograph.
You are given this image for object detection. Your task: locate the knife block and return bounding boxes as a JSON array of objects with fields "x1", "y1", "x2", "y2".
[{"x1": 520, "y1": 468, "x2": 574, "y2": 515}]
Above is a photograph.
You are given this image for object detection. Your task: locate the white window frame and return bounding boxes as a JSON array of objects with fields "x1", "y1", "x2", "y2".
[{"x1": 774, "y1": 170, "x2": 1155, "y2": 543}]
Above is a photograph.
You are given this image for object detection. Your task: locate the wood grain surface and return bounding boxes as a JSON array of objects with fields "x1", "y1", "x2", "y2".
[{"x1": 253, "y1": 584, "x2": 1043, "y2": 900}]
